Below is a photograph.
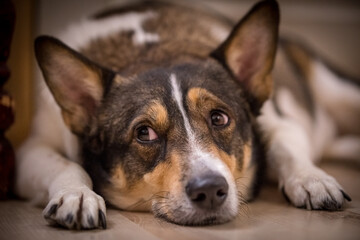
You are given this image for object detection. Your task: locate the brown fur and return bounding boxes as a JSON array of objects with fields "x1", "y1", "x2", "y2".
[{"x1": 81, "y1": 3, "x2": 231, "y2": 76}]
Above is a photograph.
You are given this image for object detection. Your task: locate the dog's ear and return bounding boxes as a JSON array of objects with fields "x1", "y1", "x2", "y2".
[
  {"x1": 35, "y1": 36, "x2": 114, "y2": 135},
  {"x1": 211, "y1": 0, "x2": 279, "y2": 114}
]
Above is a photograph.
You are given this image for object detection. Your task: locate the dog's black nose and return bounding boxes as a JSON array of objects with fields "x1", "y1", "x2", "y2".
[{"x1": 185, "y1": 174, "x2": 228, "y2": 210}]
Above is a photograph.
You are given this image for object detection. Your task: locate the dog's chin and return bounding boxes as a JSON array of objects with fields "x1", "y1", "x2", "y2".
[
  {"x1": 151, "y1": 199, "x2": 238, "y2": 226},
  {"x1": 155, "y1": 212, "x2": 235, "y2": 226}
]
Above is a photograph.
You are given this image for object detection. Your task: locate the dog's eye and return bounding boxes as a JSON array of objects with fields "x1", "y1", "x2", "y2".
[
  {"x1": 136, "y1": 126, "x2": 158, "y2": 142},
  {"x1": 210, "y1": 111, "x2": 229, "y2": 127}
]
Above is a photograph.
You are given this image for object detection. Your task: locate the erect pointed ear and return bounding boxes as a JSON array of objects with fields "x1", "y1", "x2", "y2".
[
  {"x1": 211, "y1": 0, "x2": 279, "y2": 114},
  {"x1": 35, "y1": 36, "x2": 114, "y2": 135}
]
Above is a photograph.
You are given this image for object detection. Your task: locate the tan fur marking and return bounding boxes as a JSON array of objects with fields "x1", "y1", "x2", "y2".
[
  {"x1": 104, "y1": 150, "x2": 183, "y2": 212},
  {"x1": 188, "y1": 87, "x2": 211, "y2": 108},
  {"x1": 188, "y1": 87, "x2": 230, "y2": 112},
  {"x1": 242, "y1": 143, "x2": 252, "y2": 171},
  {"x1": 113, "y1": 74, "x2": 130, "y2": 85},
  {"x1": 146, "y1": 100, "x2": 169, "y2": 129},
  {"x1": 111, "y1": 165, "x2": 127, "y2": 190},
  {"x1": 144, "y1": 152, "x2": 182, "y2": 194},
  {"x1": 208, "y1": 145, "x2": 236, "y2": 173},
  {"x1": 234, "y1": 142, "x2": 254, "y2": 200},
  {"x1": 235, "y1": 164, "x2": 256, "y2": 200},
  {"x1": 206, "y1": 140, "x2": 255, "y2": 201}
]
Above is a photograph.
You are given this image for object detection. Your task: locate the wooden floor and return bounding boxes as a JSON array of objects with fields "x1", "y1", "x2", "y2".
[
  {"x1": 1, "y1": 161, "x2": 359, "y2": 240},
  {"x1": 3, "y1": 1, "x2": 360, "y2": 240}
]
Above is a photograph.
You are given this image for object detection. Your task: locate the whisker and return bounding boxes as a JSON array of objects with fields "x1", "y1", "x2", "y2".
[{"x1": 124, "y1": 191, "x2": 170, "y2": 211}]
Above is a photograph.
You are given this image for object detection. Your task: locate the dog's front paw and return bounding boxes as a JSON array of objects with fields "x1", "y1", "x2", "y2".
[
  {"x1": 281, "y1": 168, "x2": 351, "y2": 211},
  {"x1": 43, "y1": 187, "x2": 106, "y2": 230}
]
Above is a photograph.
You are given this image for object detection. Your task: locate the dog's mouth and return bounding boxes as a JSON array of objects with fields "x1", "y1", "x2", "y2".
[
  {"x1": 156, "y1": 212, "x2": 223, "y2": 226},
  {"x1": 152, "y1": 200, "x2": 237, "y2": 226},
  {"x1": 150, "y1": 190, "x2": 238, "y2": 226}
]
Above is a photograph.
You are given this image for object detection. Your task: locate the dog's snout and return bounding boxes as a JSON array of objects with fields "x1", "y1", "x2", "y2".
[{"x1": 185, "y1": 174, "x2": 228, "y2": 210}]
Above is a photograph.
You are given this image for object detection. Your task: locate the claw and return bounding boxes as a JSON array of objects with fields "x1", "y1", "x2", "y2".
[
  {"x1": 320, "y1": 198, "x2": 341, "y2": 211},
  {"x1": 87, "y1": 215, "x2": 95, "y2": 229},
  {"x1": 340, "y1": 190, "x2": 352, "y2": 202},
  {"x1": 64, "y1": 213, "x2": 74, "y2": 224},
  {"x1": 45, "y1": 204, "x2": 58, "y2": 219},
  {"x1": 281, "y1": 187, "x2": 291, "y2": 203},
  {"x1": 99, "y1": 210, "x2": 107, "y2": 229}
]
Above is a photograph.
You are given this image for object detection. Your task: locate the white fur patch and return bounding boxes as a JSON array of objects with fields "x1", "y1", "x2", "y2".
[
  {"x1": 59, "y1": 11, "x2": 159, "y2": 50},
  {"x1": 170, "y1": 74, "x2": 196, "y2": 144},
  {"x1": 312, "y1": 61, "x2": 360, "y2": 102},
  {"x1": 274, "y1": 88, "x2": 336, "y2": 162},
  {"x1": 257, "y1": 97, "x2": 314, "y2": 181},
  {"x1": 209, "y1": 24, "x2": 230, "y2": 43}
]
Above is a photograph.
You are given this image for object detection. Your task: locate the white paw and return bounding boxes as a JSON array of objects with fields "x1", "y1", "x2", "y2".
[
  {"x1": 281, "y1": 167, "x2": 351, "y2": 210},
  {"x1": 43, "y1": 187, "x2": 106, "y2": 229}
]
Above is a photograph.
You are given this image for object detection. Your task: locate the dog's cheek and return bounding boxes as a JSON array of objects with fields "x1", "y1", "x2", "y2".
[
  {"x1": 234, "y1": 142, "x2": 256, "y2": 199},
  {"x1": 211, "y1": 140, "x2": 253, "y2": 192},
  {"x1": 142, "y1": 152, "x2": 185, "y2": 217},
  {"x1": 134, "y1": 144, "x2": 161, "y2": 164},
  {"x1": 109, "y1": 165, "x2": 128, "y2": 190},
  {"x1": 143, "y1": 153, "x2": 183, "y2": 194},
  {"x1": 241, "y1": 143, "x2": 253, "y2": 172}
]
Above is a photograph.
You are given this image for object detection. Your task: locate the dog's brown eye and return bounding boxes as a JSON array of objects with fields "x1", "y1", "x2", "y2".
[
  {"x1": 210, "y1": 111, "x2": 229, "y2": 127},
  {"x1": 136, "y1": 126, "x2": 158, "y2": 142}
]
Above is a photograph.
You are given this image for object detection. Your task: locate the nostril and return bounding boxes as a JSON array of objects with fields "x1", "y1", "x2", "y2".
[
  {"x1": 217, "y1": 189, "x2": 227, "y2": 197},
  {"x1": 192, "y1": 193, "x2": 206, "y2": 202}
]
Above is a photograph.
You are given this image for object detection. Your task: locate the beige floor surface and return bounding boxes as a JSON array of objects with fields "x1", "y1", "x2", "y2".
[
  {"x1": 2, "y1": 1, "x2": 360, "y2": 240},
  {"x1": 1, "y1": 161, "x2": 359, "y2": 240}
]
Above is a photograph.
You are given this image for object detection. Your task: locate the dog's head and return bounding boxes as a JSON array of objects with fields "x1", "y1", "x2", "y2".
[{"x1": 35, "y1": 0, "x2": 279, "y2": 225}]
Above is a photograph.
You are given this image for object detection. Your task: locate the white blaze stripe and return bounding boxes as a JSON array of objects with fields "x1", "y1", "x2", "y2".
[
  {"x1": 169, "y1": 74, "x2": 232, "y2": 173},
  {"x1": 170, "y1": 74, "x2": 196, "y2": 144}
]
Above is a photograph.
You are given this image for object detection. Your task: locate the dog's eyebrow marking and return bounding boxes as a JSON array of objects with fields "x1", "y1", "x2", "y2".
[{"x1": 146, "y1": 100, "x2": 169, "y2": 129}]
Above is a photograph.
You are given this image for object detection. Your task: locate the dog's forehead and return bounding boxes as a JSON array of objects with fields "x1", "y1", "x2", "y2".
[{"x1": 113, "y1": 60, "x2": 243, "y2": 105}]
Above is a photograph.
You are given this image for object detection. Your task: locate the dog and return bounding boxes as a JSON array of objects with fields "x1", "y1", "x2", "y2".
[{"x1": 14, "y1": 0, "x2": 359, "y2": 229}]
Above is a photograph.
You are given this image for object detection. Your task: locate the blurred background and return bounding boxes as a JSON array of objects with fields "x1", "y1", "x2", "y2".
[{"x1": 5, "y1": 0, "x2": 360, "y2": 148}]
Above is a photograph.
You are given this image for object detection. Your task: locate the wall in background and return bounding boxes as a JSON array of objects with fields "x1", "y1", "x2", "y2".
[{"x1": 6, "y1": 0, "x2": 34, "y2": 148}]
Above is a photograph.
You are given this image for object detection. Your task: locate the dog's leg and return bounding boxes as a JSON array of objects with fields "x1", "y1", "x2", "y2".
[
  {"x1": 311, "y1": 60, "x2": 360, "y2": 163},
  {"x1": 281, "y1": 39, "x2": 360, "y2": 135},
  {"x1": 323, "y1": 136, "x2": 360, "y2": 163},
  {"x1": 258, "y1": 89, "x2": 350, "y2": 210},
  {"x1": 15, "y1": 138, "x2": 106, "y2": 229},
  {"x1": 311, "y1": 60, "x2": 360, "y2": 135}
]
